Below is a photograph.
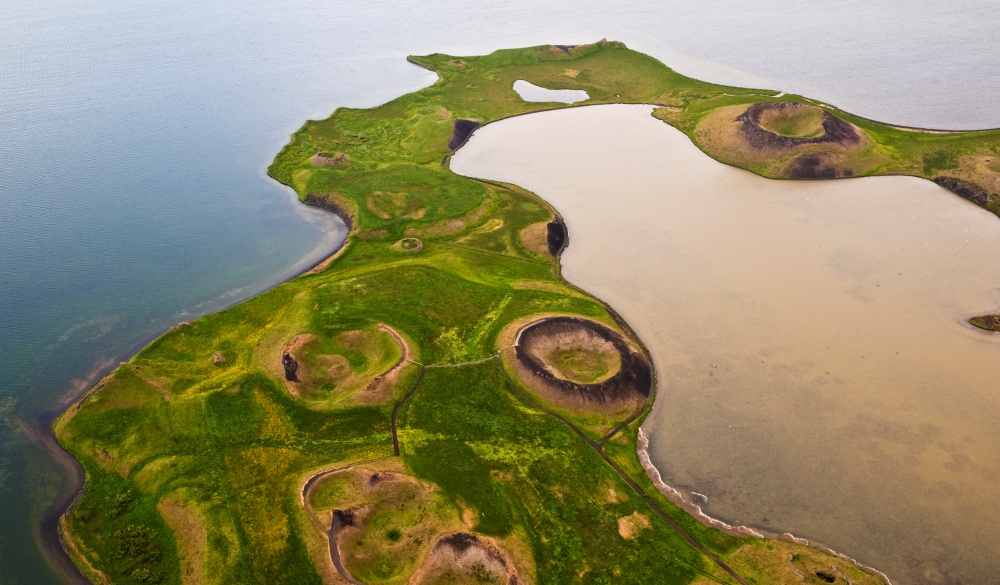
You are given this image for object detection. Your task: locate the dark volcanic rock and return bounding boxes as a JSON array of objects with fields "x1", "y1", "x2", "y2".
[
  {"x1": 333, "y1": 509, "x2": 356, "y2": 527},
  {"x1": 304, "y1": 194, "x2": 354, "y2": 230},
  {"x1": 449, "y1": 119, "x2": 482, "y2": 151},
  {"x1": 281, "y1": 353, "x2": 299, "y2": 382},
  {"x1": 738, "y1": 102, "x2": 861, "y2": 152},
  {"x1": 516, "y1": 317, "x2": 652, "y2": 404},
  {"x1": 934, "y1": 176, "x2": 990, "y2": 206},
  {"x1": 438, "y1": 532, "x2": 480, "y2": 553},
  {"x1": 546, "y1": 219, "x2": 566, "y2": 256},
  {"x1": 787, "y1": 153, "x2": 853, "y2": 179}
]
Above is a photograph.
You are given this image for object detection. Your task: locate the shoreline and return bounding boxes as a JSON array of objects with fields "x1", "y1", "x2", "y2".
[
  {"x1": 452, "y1": 101, "x2": 916, "y2": 584},
  {"x1": 636, "y1": 428, "x2": 894, "y2": 584},
  {"x1": 53, "y1": 42, "x2": 989, "y2": 583},
  {"x1": 42, "y1": 203, "x2": 350, "y2": 584}
]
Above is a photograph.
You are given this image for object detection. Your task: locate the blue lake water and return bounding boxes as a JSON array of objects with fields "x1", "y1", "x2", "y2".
[{"x1": 2, "y1": 0, "x2": 997, "y2": 582}]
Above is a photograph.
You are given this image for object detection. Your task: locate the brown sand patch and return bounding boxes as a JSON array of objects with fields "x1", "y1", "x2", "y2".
[
  {"x1": 410, "y1": 533, "x2": 522, "y2": 585},
  {"x1": 358, "y1": 229, "x2": 388, "y2": 239},
  {"x1": 617, "y1": 512, "x2": 650, "y2": 540},
  {"x1": 519, "y1": 221, "x2": 551, "y2": 256},
  {"x1": 312, "y1": 152, "x2": 348, "y2": 167},
  {"x1": 595, "y1": 481, "x2": 624, "y2": 505},
  {"x1": 307, "y1": 242, "x2": 351, "y2": 275},
  {"x1": 562, "y1": 69, "x2": 580, "y2": 78},
  {"x1": 158, "y1": 497, "x2": 207, "y2": 585}
]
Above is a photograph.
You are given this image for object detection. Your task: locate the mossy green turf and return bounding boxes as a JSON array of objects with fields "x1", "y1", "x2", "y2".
[{"x1": 56, "y1": 41, "x2": 902, "y2": 585}]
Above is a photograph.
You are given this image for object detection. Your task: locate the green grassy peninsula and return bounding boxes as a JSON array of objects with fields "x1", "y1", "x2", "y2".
[{"x1": 57, "y1": 40, "x2": 1000, "y2": 585}]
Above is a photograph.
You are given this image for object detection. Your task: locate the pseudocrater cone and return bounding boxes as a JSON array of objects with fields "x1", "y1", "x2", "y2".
[
  {"x1": 755, "y1": 103, "x2": 826, "y2": 138},
  {"x1": 512, "y1": 317, "x2": 650, "y2": 414}
]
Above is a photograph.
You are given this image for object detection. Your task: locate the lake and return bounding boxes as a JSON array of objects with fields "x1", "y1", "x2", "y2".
[
  {"x1": 452, "y1": 104, "x2": 1000, "y2": 585},
  {"x1": 2, "y1": 0, "x2": 997, "y2": 582}
]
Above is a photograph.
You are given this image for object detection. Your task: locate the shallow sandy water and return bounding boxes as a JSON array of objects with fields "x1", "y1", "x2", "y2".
[{"x1": 452, "y1": 104, "x2": 1000, "y2": 585}]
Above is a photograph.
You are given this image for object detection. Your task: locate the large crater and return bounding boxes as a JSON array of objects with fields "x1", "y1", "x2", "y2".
[
  {"x1": 738, "y1": 102, "x2": 861, "y2": 151},
  {"x1": 515, "y1": 317, "x2": 651, "y2": 406}
]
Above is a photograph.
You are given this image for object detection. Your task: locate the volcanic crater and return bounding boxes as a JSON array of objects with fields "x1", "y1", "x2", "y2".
[{"x1": 514, "y1": 316, "x2": 651, "y2": 408}]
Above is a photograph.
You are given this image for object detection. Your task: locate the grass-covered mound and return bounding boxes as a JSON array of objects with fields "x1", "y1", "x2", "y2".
[
  {"x1": 53, "y1": 39, "x2": 957, "y2": 585},
  {"x1": 970, "y1": 314, "x2": 1000, "y2": 331}
]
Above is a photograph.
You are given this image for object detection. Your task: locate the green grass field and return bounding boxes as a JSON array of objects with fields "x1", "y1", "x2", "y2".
[{"x1": 53, "y1": 39, "x2": 987, "y2": 584}]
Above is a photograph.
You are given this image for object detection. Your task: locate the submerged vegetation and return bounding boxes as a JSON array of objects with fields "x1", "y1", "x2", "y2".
[{"x1": 55, "y1": 39, "x2": 1000, "y2": 584}]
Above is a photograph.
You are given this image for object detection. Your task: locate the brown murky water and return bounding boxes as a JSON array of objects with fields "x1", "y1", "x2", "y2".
[{"x1": 452, "y1": 104, "x2": 1000, "y2": 585}]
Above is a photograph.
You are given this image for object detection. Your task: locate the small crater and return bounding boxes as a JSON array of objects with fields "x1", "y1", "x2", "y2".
[{"x1": 393, "y1": 237, "x2": 423, "y2": 253}]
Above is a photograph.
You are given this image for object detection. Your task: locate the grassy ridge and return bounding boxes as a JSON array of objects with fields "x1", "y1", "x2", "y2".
[{"x1": 54, "y1": 40, "x2": 933, "y2": 584}]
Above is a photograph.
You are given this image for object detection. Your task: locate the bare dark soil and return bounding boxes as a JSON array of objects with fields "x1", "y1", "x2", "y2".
[
  {"x1": 449, "y1": 119, "x2": 482, "y2": 151},
  {"x1": 516, "y1": 317, "x2": 651, "y2": 404},
  {"x1": 934, "y1": 176, "x2": 992, "y2": 206},
  {"x1": 304, "y1": 193, "x2": 354, "y2": 230},
  {"x1": 281, "y1": 353, "x2": 299, "y2": 382},
  {"x1": 738, "y1": 102, "x2": 861, "y2": 151},
  {"x1": 439, "y1": 532, "x2": 480, "y2": 554},
  {"x1": 546, "y1": 219, "x2": 566, "y2": 256},
  {"x1": 788, "y1": 153, "x2": 854, "y2": 179}
]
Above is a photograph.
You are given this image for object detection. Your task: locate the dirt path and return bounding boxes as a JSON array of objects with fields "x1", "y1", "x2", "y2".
[
  {"x1": 327, "y1": 513, "x2": 365, "y2": 585},
  {"x1": 496, "y1": 363, "x2": 749, "y2": 585},
  {"x1": 301, "y1": 329, "x2": 748, "y2": 585}
]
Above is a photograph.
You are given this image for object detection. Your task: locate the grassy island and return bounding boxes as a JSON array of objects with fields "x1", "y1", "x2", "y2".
[{"x1": 56, "y1": 39, "x2": 1000, "y2": 585}]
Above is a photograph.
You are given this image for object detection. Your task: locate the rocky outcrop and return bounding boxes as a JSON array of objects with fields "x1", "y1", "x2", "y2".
[
  {"x1": 934, "y1": 176, "x2": 990, "y2": 206},
  {"x1": 448, "y1": 119, "x2": 482, "y2": 151},
  {"x1": 546, "y1": 219, "x2": 566, "y2": 256},
  {"x1": 788, "y1": 153, "x2": 854, "y2": 179},
  {"x1": 281, "y1": 353, "x2": 299, "y2": 382}
]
